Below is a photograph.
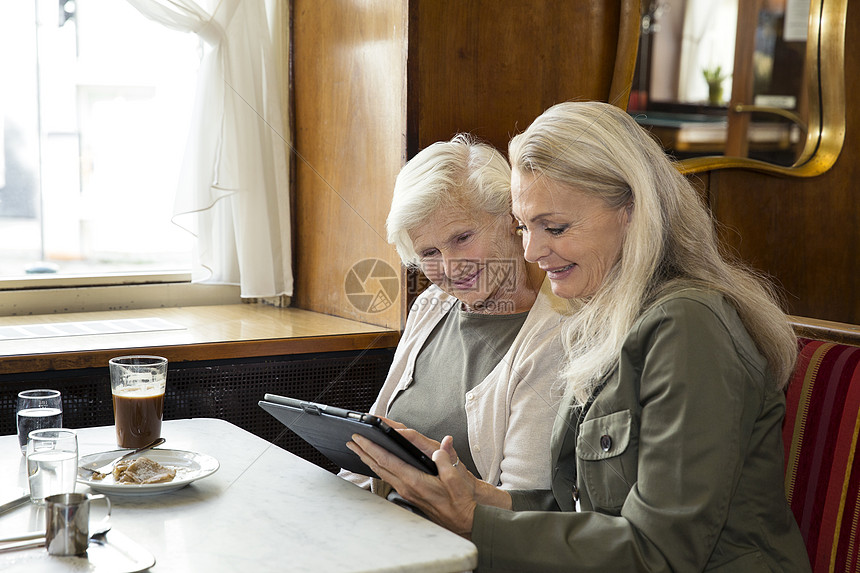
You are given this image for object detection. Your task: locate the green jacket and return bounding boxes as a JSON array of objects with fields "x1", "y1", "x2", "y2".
[{"x1": 472, "y1": 289, "x2": 810, "y2": 572}]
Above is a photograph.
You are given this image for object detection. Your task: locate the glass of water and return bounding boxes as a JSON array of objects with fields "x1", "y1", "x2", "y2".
[
  {"x1": 17, "y1": 389, "x2": 63, "y2": 455},
  {"x1": 26, "y1": 428, "x2": 78, "y2": 505}
]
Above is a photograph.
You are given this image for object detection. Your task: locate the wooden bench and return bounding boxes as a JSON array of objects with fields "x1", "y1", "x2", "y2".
[{"x1": 784, "y1": 316, "x2": 860, "y2": 572}]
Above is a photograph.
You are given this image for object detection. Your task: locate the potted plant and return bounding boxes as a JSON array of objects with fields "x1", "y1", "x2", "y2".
[{"x1": 702, "y1": 65, "x2": 730, "y2": 105}]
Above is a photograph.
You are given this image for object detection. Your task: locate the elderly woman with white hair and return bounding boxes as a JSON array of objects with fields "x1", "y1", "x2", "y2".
[
  {"x1": 340, "y1": 134, "x2": 567, "y2": 496},
  {"x1": 347, "y1": 103, "x2": 811, "y2": 571}
]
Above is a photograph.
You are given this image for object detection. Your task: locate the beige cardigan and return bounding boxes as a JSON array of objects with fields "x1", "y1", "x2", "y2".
[{"x1": 340, "y1": 278, "x2": 568, "y2": 493}]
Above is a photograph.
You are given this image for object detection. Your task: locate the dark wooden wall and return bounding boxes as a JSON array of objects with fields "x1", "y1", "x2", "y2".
[
  {"x1": 292, "y1": 0, "x2": 408, "y2": 330},
  {"x1": 292, "y1": 0, "x2": 639, "y2": 329},
  {"x1": 292, "y1": 0, "x2": 856, "y2": 326},
  {"x1": 407, "y1": 1, "x2": 639, "y2": 155},
  {"x1": 707, "y1": 2, "x2": 859, "y2": 324}
]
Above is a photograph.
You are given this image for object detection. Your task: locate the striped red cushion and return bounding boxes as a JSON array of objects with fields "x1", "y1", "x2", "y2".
[{"x1": 783, "y1": 338, "x2": 860, "y2": 573}]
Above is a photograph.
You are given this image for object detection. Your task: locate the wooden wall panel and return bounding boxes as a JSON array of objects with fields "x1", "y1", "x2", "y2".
[
  {"x1": 708, "y1": 1, "x2": 859, "y2": 323},
  {"x1": 409, "y1": 0, "x2": 635, "y2": 155},
  {"x1": 292, "y1": 0, "x2": 408, "y2": 329},
  {"x1": 290, "y1": 0, "x2": 854, "y2": 326},
  {"x1": 292, "y1": 1, "x2": 639, "y2": 329}
]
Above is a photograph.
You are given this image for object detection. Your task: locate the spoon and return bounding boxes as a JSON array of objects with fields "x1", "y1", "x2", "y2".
[
  {"x1": 0, "y1": 531, "x2": 45, "y2": 553},
  {"x1": 80, "y1": 437, "x2": 167, "y2": 475},
  {"x1": 0, "y1": 523, "x2": 114, "y2": 553},
  {"x1": 88, "y1": 522, "x2": 112, "y2": 546}
]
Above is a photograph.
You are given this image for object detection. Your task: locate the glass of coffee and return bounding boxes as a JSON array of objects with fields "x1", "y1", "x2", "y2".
[{"x1": 109, "y1": 356, "x2": 167, "y2": 449}]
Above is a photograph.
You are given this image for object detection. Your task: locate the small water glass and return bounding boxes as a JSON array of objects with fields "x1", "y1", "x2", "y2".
[
  {"x1": 16, "y1": 389, "x2": 63, "y2": 455},
  {"x1": 26, "y1": 428, "x2": 78, "y2": 505}
]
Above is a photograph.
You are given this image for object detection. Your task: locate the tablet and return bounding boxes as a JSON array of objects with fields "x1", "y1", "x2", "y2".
[{"x1": 259, "y1": 394, "x2": 438, "y2": 478}]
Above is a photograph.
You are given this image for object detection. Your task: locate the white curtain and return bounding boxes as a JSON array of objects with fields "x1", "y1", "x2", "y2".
[{"x1": 126, "y1": 0, "x2": 292, "y2": 298}]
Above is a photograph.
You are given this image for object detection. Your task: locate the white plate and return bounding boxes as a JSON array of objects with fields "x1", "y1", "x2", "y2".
[{"x1": 77, "y1": 449, "x2": 219, "y2": 496}]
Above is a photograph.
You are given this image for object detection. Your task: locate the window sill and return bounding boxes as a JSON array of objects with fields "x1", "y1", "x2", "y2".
[
  {"x1": 0, "y1": 270, "x2": 193, "y2": 291},
  {"x1": 0, "y1": 304, "x2": 400, "y2": 374},
  {"x1": 0, "y1": 281, "x2": 240, "y2": 316}
]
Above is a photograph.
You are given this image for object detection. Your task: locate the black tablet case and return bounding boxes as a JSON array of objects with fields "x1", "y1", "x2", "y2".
[{"x1": 258, "y1": 395, "x2": 437, "y2": 478}]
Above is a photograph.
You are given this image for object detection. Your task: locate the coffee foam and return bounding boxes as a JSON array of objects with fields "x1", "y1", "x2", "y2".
[{"x1": 112, "y1": 385, "x2": 165, "y2": 398}]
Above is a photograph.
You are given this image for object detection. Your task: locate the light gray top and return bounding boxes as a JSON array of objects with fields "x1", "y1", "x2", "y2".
[
  {"x1": 387, "y1": 304, "x2": 528, "y2": 476},
  {"x1": 340, "y1": 277, "x2": 568, "y2": 494}
]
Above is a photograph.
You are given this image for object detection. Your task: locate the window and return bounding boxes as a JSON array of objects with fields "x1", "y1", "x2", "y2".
[{"x1": 0, "y1": 0, "x2": 199, "y2": 283}]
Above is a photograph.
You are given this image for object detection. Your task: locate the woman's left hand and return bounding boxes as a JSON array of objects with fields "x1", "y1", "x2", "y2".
[{"x1": 347, "y1": 432, "x2": 479, "y2": 537}]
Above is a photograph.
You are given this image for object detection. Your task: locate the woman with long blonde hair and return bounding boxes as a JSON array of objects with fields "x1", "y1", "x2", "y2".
[{"x1": 348, "y1": 102, "x2": 809, "y2": 572}]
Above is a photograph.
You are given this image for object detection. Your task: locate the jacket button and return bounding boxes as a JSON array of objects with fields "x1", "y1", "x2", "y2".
[{"x1": 600, "y1": 434, "x2": 612, "y2": 452}]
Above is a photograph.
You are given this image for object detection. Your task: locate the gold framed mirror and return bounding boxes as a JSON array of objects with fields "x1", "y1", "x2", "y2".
[{"x1": 630, "y1": 0, "x2": 846, "y2": 177}]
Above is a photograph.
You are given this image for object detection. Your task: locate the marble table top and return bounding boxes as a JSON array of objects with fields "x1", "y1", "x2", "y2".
[{"x1": 0, "y1": 418, "x2": 477, "y2": 572}]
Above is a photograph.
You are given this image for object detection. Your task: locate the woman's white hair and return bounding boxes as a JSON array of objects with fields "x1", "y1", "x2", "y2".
[
  {"x1": 509, "y1": 101, "x2": 797, "y2": 404},
  {"x1": 387, "y1": 134, "x2": 512, "y2": 266}
]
